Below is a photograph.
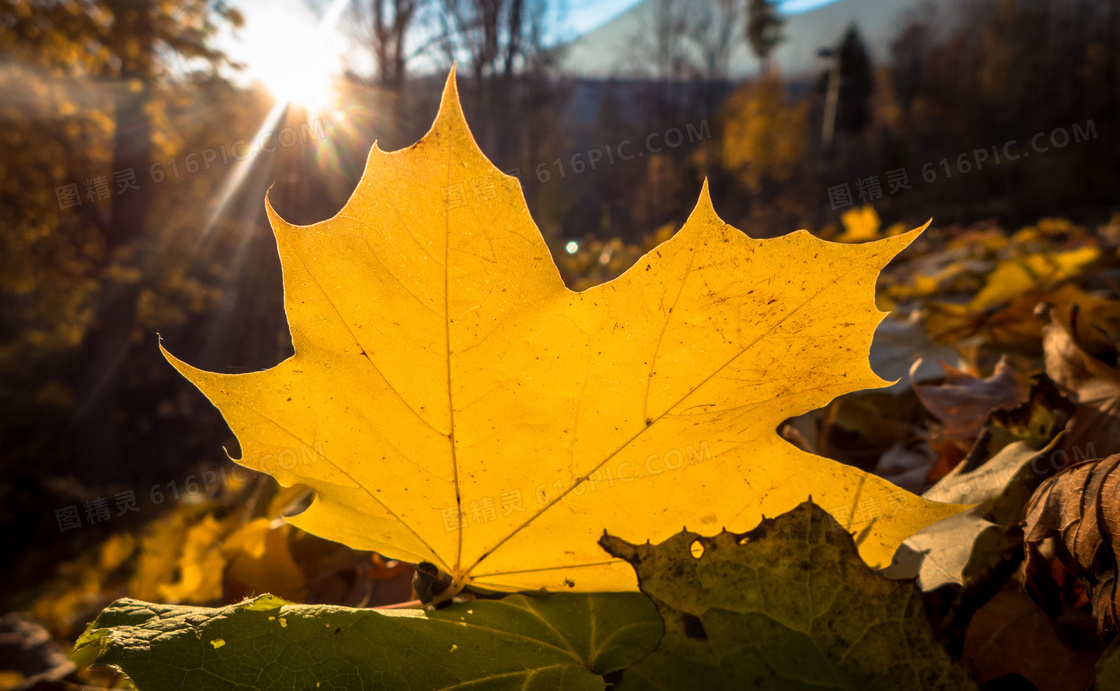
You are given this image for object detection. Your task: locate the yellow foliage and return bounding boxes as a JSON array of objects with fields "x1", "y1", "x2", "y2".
[
  {"x1": 721, "y1": 77, "x2": 808, "y2": 192},
  {"x1": 837, "y1": 205, "x2": 882, "y2": 243},
  {"x1": 28, "y1": 533, "x2": 137, "y2": 637},
  {"x1": 157, "y1": 515, "x2": 227, "y2": 603},
  {"x1": 131, "y1": 509, "x2": 234, "y2": 604},
  {"x1": 97, "y1": 533, "x2": 136, "y2": 572},
  {"x1": 130, "y1": 510, "x2": 191, "y2": 602},
  {"x1": 165, "y1": 72, "x2": 964, "y2": 600},
  {"x1": 970, "y1": 247, "x2": 1101, "y2": 310},
  {"x1": 221, "y1": 519, "x2": 306, "y2": 600}
]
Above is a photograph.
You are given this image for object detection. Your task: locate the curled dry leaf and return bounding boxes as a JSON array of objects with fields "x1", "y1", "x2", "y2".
[
  {"x1": 1040, "y1": 302, "x2": 1120, "y2": 459},
  {"x1": 1023, "y1": 454, "x2": 1120, "y2": 636}
]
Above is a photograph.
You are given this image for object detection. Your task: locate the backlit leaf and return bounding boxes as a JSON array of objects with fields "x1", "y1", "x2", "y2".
[{"x1": 162, "y1": 71, "x2": 963, "y2": 598}]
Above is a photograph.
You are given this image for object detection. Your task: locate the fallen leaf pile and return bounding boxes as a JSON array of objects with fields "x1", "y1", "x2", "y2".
[{"x1": 13, "y1": 71, "x2": 1120, "y2": 690}]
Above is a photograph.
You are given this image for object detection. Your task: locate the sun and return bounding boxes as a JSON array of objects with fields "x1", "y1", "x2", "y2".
[
  {"x1": 235, "y1": 0, "x2": 348, "y2": 113},
  {"x1": 255, "y1": 46, "x2": 336, "y2": 112}
]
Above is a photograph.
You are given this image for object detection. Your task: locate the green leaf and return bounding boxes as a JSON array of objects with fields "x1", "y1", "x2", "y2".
[
  {"x1": 75, "y1": 592, "x2": 661, "y2": 690},
  {"x1": 600, "y1": 501, "x2": 975, "y2": 690},
  {"x1": 1096, "y1": 636, "x2": 1120, "y2": 690}
]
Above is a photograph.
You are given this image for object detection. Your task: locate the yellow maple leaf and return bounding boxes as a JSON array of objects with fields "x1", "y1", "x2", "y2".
[
  {"x1": 837, "y1": 204, "x2": 882, "y2": 243},
  {"x1": 164, "y1": 72, "x2": 963, "y2": 598},
  {"x1": 156, "y1": 514, "x2": 227, "y2": 603},
  {"x1": 970, "y1": 246, "x2": 1101, "y2": 310},
  {"x1": 221, "y1": 518, "x2": 306, "y2": 601}
]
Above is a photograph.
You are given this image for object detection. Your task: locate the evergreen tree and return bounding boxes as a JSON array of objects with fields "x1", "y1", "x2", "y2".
[
  {"x1": 834, "y1": 24, "x2": 873, "y2": 134},
  {"x1": 746, "y1": 0, "x2": 784, "y2": 77}
]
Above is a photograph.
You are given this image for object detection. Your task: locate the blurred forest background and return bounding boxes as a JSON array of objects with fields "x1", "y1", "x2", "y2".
[{"x1": 2, "y1": 0, "x2": 1120, "y2": 685}]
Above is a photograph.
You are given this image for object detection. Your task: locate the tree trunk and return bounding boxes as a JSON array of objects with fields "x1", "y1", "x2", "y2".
[{"x1": 70, "y1": 0, "x2": 155, "y2": 484}]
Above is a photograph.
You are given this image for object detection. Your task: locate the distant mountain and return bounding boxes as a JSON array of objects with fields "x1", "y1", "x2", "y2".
[{"x1": 560, "y1": 0, "x2": 954, "y2": 79}]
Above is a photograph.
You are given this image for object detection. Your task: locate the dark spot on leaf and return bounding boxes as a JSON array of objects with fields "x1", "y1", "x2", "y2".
[{"x1": 682, "y1": 613, "x2": 707, "y2": 640}]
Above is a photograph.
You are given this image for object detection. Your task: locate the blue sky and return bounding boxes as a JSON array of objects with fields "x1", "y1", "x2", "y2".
[{"x1": 565, "y1": 0, "x2": 840, "y2": 34}]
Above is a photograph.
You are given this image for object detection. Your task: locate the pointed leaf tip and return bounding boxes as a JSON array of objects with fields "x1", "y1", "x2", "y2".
[
  {"x1": 437, "y1": 68, "x2": 464, "y2": 122},
  {"x1": 697, "y1": 178, "x2": 714, "y2": 212},
  {"x1": 685, "y1": 179, "x2": 722, "y2": 226},
  {"x1": 443, "y1": 66, "x2": 458, "y2": 96}
]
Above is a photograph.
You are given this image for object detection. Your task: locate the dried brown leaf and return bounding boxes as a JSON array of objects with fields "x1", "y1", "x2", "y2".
[
  {"x1": 1040, "y1": 303, "x2": 1120, "y2": 458},
  {"x1": 913, "y1": 356, "x2": 1031, "y2": 444},
  {"x1": 1023, "y1": 454, "x2": 1120, "y2": 636},
  {"x1": 963, "y1": 592, "x2": 1102, "y2": 691}
]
